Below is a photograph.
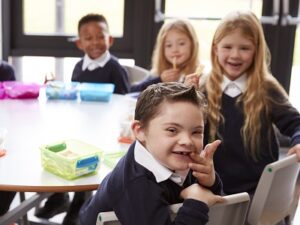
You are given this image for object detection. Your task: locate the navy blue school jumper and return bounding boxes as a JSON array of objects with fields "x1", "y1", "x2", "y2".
[
  {"x1": 71, "y1": 56, "x2": 130, "y2": 94},
  {"x1": 204, "y1": 87, "x2": 300, "y2": 195},
  {"x1": 0, "y1": 61, "x2": 16, "y2": 81},
  {"x1": 130, "y1": 76, "x2": 161, "y2": 93},
  {"x1": 79, "y1": 142, "x2": 223, "y2": 225}
]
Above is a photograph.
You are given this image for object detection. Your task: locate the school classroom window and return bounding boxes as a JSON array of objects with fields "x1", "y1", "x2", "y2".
[
  {"x1": 23, "y1": 0, "x2": 124, "y2": 37},
  {"x1": 164, "y1": 0, "x2": 262, "y2": 70}
]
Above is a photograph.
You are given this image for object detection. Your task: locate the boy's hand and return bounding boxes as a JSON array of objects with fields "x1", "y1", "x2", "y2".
[
  {"x1": 184, "y1": 73, "x2": 200, "y2": 89},
  {"x1": 287, "y1": 143, "x2": 300, "y2": 162},
  {"x1": 180, "y1": 183, "x2": 224, "y2": 207},
  {"x1": 188, "y1": 140, "x2": 221, "y2": 187},
  {"x1": 160, "y1": 69, "x2": 181, "y2": 82}
]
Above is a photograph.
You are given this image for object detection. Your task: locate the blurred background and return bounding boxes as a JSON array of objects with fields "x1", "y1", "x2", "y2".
[{"x1": 0, "y1": 0, "x2": 299, "y2": 110}]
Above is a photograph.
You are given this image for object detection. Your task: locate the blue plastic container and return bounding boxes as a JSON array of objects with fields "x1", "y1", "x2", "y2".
[
  {"x1": 79, "y1": 83, "x2": 115, "y2": 102},
  {"x1": 46, "y1": 81, "x2": 79, "y2": 100}
]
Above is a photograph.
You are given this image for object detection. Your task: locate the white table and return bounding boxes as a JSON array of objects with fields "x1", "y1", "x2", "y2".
[{"x1": 0, "y1": 92, "x2": 135, "y2": 224}]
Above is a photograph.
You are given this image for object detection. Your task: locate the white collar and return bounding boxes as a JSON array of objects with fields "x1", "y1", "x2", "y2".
[
  {"x1": 221, "y1": 73, "x2": 247, "y2": 93},
  {"x1": 134, "y1": 141, "x2": 189, "y2": 186},
  {"x1": 82, "y1": 51, "x2": 111, "y2": 71}
]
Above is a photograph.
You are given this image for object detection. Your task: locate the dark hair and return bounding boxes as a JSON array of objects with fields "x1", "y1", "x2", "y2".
[
  {"x1": 135, "y1": 82, "x2": 207, "y2": 127},
  {"x1": 78, "y1": 13, "x2": 108, "y2": 32}
]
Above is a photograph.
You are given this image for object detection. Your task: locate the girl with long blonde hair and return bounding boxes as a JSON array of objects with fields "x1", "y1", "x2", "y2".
[
  {"x1": 185, "y1": 11, "x2": 300, "y2": 195},
  {"x1": 131, "y1": 19, "x2": 201, "y2": 92}
]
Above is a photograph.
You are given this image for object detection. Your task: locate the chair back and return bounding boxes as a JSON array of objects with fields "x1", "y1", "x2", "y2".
[
  {"x1": 169, "y1": 192, "x2": 250, "y2": 225},
  {"x1": 97, "y1": 211, "x2": 120, "y2": 225},
  {"x1": 97, "y1": 192, "x2": 250, "y2": 225},
  {"x1": 247, "y1": 154, "x2": 300, "y2": 225},
  {"x1": 123, "y1": 65, "x2": 150, "y2": 85}
]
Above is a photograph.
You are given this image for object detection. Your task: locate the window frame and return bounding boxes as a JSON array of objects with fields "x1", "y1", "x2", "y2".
[
  {"x1": 262, "y1": 0, "x2": 299, "y2": 93},
  {"x1": 8, "y1": 0, "x2": 135, "y2": 58}
]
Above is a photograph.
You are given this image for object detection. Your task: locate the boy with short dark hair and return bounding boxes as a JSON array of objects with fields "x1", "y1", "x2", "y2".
[
  {"x1": 72, "y1": 13, "x2": 130, "y2": 94},
  {"x1": 80, "y1": 82, "x2": 224, "y2": 225}
]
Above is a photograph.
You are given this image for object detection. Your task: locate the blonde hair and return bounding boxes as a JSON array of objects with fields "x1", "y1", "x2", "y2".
[
  {"x1": 206, "y1": 11, "x2": 288, "y2": 160},
  {"x1": 151, "y1": 19, "x2": 200, "y2": 76}
]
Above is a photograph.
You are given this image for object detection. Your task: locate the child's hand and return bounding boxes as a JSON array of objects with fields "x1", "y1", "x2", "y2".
[
  {"x1": 160, "y1": 69, "x2": 181, "y2": 82},
  {"x1": 287, "y1": 143, "x2": 300, "y2": 162},
  {"x1": 180, "y1": 183, "x2": 224, "y2": 207},
  {"x1": 188, "y1": 140, "x2": 221, "y2": 187},
  {"x1": 184, "y1": 73, "x2": 200, "y2": 89}
]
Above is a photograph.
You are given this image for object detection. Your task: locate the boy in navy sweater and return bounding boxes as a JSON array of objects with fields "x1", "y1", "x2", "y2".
[
  {"x1": 71, "y1": 13, "x2": 130, "y2": 94},
  {"x1": 80, "y1": 82, "x2": 224, "y2": 225}
]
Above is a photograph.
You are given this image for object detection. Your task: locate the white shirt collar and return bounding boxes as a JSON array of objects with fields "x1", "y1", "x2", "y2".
[
  {"x1": 221, "y1": 73, "x2": 247, "y2": 93},
  {"x1": 134, "y1": 141, "x2": 189, "y2": 186},
  {"x1": 82, "y1": 51, "x2": 111, "y2": 71}
]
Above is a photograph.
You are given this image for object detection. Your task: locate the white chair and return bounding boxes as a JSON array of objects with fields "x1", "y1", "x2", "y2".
[
  {"x1": 123, "y1": 65, "x2": 150, "y2": 85},
  {"x1": 96, "y1": 192, "x2": 250, "y2": 225},
  {"x1": 247, "y1": 154, "x2": 300, "y2": 225}
]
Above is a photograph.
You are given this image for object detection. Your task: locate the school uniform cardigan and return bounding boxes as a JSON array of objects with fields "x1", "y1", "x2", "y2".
[
  {"x1": 205, "y1": 87, "x2": 300, "y2": 195},
  {"x1": 71, "y1": 55, "x2": 130, "y2": 94},
  {"x1": 79, "y1": 142, "x2": 223, "y2": 225},
  {"x1": 0, "y1": 61, "x2": 16, "y2": 81}
]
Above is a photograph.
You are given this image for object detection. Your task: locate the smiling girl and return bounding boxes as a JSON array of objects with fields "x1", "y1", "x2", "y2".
[
  {"x1": 185, "y1": 11, "x2": 300, "y2": 197},
  {"x1": 131, "y1": 19, "x2": 201, "y2": 92}
]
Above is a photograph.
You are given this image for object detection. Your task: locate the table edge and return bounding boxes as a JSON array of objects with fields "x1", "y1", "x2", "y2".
[{"x1": 0, "y1": 184, "x2": 99, "y2": 192}]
